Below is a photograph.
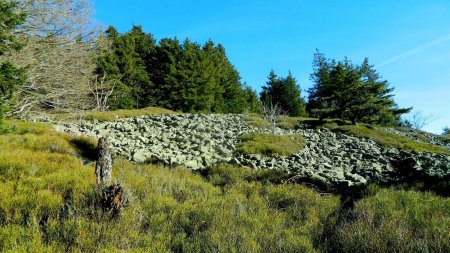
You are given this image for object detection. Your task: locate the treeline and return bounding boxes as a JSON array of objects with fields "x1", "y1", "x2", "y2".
[
  {"x1": 96, "y1": 26, "x2": 260, "y2": 113},
  {"x1": 0, "y1": 0, "x2": 411, "y2": 127}
]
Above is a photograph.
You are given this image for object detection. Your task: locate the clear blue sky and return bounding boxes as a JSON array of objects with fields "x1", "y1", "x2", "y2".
[{"x1": 92, "y1": 0, "x2": 450, "y2": 133}]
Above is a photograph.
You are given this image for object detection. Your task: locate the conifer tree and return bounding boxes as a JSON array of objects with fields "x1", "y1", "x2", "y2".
[
  {"x1": 307, "y1": 51, "x2": 411, "y2": 125},
  {"x1": 0, "y1": 1, "x2": 26, "y2": 124},
  {"x1": 121, "y1": 26, "x2": 154, "y2": 108},
  {"x1": 260, "y1": 70, "x2": 306, "y2": 117},
  {"x1": 96, "y1": 26, "x2": 260, "y2": 114},
  {"x1": 96, "y1": 26, "x2": 135, "y2": 109}
]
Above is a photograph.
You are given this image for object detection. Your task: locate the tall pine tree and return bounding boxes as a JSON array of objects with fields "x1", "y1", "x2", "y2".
[{"x1": 307, "y1": 51, "x2": 411, "y2": 125}]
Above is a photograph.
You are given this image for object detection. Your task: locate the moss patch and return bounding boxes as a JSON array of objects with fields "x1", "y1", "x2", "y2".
[{"x1": 237, "y1": 133, "x2": 304, "y2": 157}]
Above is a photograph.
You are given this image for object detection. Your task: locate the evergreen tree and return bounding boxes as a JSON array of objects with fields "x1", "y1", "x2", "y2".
[
  {"x1": 96, "y1": 26, "x2": 259, "y2": 114},
  {"x1": 121, "y1": 26, "x2": 154, "y2": 108},
  {"x1": 96, "y1": 26, "x2": 155, "y2": 109},
  {"x1": 260, "y1": 70, "x2": 306, "y2": 117},
  {"x1": 96, "y1": 26, "x2": 135, "y2": 109},
  {"x1": 307, "y1": 51, "x2": 411, "y2": 125},
  {"x1": 0, "y1": 1, "x2": 26, "y2": 124},
  {"x1": 443, "y1": 127, "x2": 450, "y2": 135},
  {"x1": 242, "y1": 84, "x2": 261, "y2": 113},
  {"x1": 260, "y1": 70, "x2": 279, "y2": 105},
  {"x1": 152, "y1": 37, "x2": 183, "y2": 110},
  {"x1": 281, "y1": 72, "x2": 307, "y2": 117}
]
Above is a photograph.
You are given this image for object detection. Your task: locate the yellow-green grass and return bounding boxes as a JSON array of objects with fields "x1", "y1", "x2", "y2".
[
  {"x1": 394, "y1": 126, "x2": 442, "y2": 143},
  {"x1": 53, "y1": 106, "x2": 175, "y2": 122},
  {"x1": 300, "y1": 119, "x2": 450, "y2": 155},
  {"x1": 244, "y1": 114, "x2": 270, "y2": 129},
  {"x1": 244, "y1": 114, "x2": 314, "y2": 130},
  {"x1": 322, "y1": 188, "x2": 450, "y2": 252},
  {"x1": 335, "y1": 124, "x2": 450, "y2": 155},
  {"x1": 237, "y1": 133, "x2": 304, "y2": 157},
  {"x1": 276, "y1": 116, "x2": 315, "y2": 130}
]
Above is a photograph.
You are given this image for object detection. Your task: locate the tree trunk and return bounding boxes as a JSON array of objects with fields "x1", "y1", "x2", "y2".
[{"x1": 95, "y1": 135, "x2": 113, "y2": 184}]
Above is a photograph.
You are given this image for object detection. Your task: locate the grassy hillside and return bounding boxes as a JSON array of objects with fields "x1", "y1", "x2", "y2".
[{"x1": 0, "y1": 119, "x2": 448, "y2": 252}]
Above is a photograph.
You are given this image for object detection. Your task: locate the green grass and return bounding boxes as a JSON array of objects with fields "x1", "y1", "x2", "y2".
[
  {"x1": 300, "y1": 118, "x2": 450, "y2": 155},
  {"x1": 321, "y1": 187, "x2": 450, "y2": 252},
  {"x1": 276, "y1": 116, "x2": 315, "y2": 130},
  {"x1": 237, "y1": 133, "x2": 304, "y2": 157},
  {"x1": 53, "y1": 106, "x2": 175, "y2": 122},
  {"x1": 244, "y1": 114, "x2": 270, "y2": 129},
  {"x1": 0, "y1": 119, "x2": 449, "y2": 252}
]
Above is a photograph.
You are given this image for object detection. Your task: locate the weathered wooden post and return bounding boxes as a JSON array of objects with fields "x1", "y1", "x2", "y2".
[{"x1": 95, "y1": 135, "x2": 113, "y2": 184}]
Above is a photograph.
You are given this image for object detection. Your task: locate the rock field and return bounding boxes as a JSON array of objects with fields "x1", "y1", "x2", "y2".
[{"x1": 55, "y1": 114, "x2": 450, "y2": 188}]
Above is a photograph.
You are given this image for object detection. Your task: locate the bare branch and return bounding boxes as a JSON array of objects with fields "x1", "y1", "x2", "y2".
[
  {"x1": 7, "y1": 0, "x2": 105, "y2": 115},
  {"x1": 260, "y1": 100, "x2": 285, "y2": 133},
  {"x1": 409, "y1": 111, "x2": 439, "y2": 130}
]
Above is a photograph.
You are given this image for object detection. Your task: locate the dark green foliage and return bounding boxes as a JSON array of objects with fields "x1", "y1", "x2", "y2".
[
  {"x1": 307, "y1": 50, "x2": 411, "y2": 125},
  {"x1": 242, "y1": 84, "x2": 262, "y2": 113},
  {"x1": 0, "y1": 1, "x2": 26, "y2": 56},
  {"x1": 443, "y1": 126, "x2": 450, "y2": 135},
  {"x1": 0, "y1": 1, "x2": 26, "y2": 126},
  {"x1": 260, "y1": 70, "x2": 306, "y2": 117},
  {"x1": 97, "y1": 26, "x2": 259, "y2": 113},
  {"x1": 95, "y1": 26, "x2": 154, "y2": 109},
  {"x1": 0, "y1": 63, "x2": 25, "y2": 122}
]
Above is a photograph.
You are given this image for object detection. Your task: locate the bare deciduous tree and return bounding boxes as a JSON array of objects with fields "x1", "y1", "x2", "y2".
[
  {"x1": 261, "y1": 100, "x2": 284, "y2": 132},
  {"x1": 89, "y1": 73, "x2": 121, "y2": 111},
  {"x1": 409, "y1": 111, "x2": 438, "y2": 130},
  {"x1": 7, "y1": 0, "x2": 103, "y2": 116}
]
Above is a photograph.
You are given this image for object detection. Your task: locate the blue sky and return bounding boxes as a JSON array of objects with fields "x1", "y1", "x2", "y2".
[{"x1": 92, "y1": 0, "x2": 450, "y2": 133}]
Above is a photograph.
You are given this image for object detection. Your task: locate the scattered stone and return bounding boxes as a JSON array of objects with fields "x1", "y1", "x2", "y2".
[{"x1": 55, "y1": 113, "x2": 450, "y2": 189}]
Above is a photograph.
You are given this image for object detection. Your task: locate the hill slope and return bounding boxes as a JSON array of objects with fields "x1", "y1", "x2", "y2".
[{"x1": 0, "y1": 116, "x2": 448, "y2": 252}]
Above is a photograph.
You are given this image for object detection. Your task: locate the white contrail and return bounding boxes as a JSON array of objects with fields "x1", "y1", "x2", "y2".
[{"x1": 375, "y1": 33, "x2": 450, "y2": 68}]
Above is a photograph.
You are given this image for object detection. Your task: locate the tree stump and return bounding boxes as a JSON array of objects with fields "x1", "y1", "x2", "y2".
[{"x1": 95, "y1": 135, "x2": 113, "y2": 184}]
